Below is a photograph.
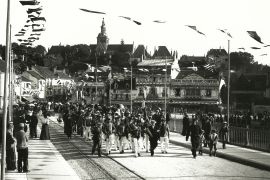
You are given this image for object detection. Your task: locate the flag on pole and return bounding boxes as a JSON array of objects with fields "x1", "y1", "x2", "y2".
[
  {"x1": 247, "y1": 31, "x2": 264, "y2": 44},
  {"x1": 203, "y1": 64, "x2": 215, "y2": 72},
  {"x1": 219, "y1": 79, "x2": 226, "y2": 92}
]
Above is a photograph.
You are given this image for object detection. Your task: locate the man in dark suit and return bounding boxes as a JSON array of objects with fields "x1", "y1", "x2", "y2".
[{"x1": 186, "y1": 118, "x2": 202, "y2": 159}]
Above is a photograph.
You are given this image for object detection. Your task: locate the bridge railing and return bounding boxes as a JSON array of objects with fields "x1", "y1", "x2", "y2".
[{"x1": 169, "y1": 114, "x2": 270, "y2": 152}]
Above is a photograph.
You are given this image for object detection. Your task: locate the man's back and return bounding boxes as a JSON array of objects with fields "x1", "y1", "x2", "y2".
[{"x1": 15, "y1": 130, "x2": 28, "y2": 149}]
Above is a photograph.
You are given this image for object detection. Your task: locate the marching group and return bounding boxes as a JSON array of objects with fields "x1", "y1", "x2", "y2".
[{"x1": 58, "y1": 103, "x2": 170, "y2": 157}]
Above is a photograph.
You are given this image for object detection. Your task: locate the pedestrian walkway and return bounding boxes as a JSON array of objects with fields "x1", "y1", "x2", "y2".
[
  {"x1": 1, "y1": 127, "x2": 80, "y2": 180},
  {"x1": 169, "y1": 132, "x2": 270, "y2": 171}
]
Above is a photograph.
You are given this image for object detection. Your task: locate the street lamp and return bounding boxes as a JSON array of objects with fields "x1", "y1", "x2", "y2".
[
  {"x1": 95, "y1": 52, "x2": 98, "y2": 102},
  {"x1": 130, "y1": 56, "x2": 133, "y2": 113},
  {"x1": 108, "y1": 54, "x2": 112, "y2": 106},
  {"x1": 227, "y1": 40, "x2": 230, "y2": 126}
]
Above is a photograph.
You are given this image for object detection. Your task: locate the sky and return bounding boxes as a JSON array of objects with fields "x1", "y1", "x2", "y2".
[{"x1": 0, "y1": 0, "x2": 270, "y2": 65}]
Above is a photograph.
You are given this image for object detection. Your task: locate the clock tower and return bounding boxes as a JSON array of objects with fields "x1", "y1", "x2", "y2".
[{"x1": 96, "y1": 18, "x2": 109, "y2": 55}]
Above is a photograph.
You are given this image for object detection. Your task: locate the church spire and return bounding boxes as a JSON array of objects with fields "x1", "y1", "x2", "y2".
[
  {"x1": 101, "y1": 18, "x2": 106, "y2": 35},
  {"x1": 96, "y1": 18, "x2": 109, "y2": 54}
]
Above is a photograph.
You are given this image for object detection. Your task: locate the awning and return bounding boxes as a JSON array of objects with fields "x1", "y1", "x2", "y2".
[{"x1": 22, "y1": 96, "x2": 36, "y2": 103}]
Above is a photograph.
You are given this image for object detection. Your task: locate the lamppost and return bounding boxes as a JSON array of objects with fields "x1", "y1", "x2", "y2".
[
  {"x1": 1, "y1": 0, "x2": 11, "y2": 179},
  {"x1": 164, "y1": 58, "x2": 167, "y2": 117},
  {"x1": 108, "y1": 54, "x2": 112, "y2": 106},
  {"x1": 130, "y1": 58, "x2": 133, "y2": 113},
  {"x1": 227, "y1": 40, "x2": 231, "y2": 141},
  {"x1": 95, "y1": 52, "x2": 98, "y2": 102}
]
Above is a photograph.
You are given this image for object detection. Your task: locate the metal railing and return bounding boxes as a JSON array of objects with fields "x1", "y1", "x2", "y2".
[{"x1": 169, "y1": 113, "x2": 270, "y2": 152}]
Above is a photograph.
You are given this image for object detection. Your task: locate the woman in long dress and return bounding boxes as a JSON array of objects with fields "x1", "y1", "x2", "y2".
[{"x1": 40, "y1": 112, "x2": 50, "y2": 140}]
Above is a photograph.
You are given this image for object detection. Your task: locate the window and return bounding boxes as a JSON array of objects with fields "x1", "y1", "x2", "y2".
[
  {"x1": 206, "y1": 89, "x2": 212, "y2": 97},
  {"x1": 186, "y1": 89, "x2": 200, "y2": 96}
]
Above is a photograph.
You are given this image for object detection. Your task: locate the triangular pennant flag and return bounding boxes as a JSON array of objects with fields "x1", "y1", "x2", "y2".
[
  {"x1": 79, "y1": 8, "x2": 106, "y2": 14},
  {"x1": 31, "y1": 17, "x2": 46, "y2": 22},
  {"x1": 238, "y1": 47, "x2": 245, "y2": 51},
  {"x1": 250, "y1": 47, "x2": 261, "y2": 49},
  {"x1": 20, "y1": 0, "x2": 40, "y2": 6},
  {"x1": 27, "y1": 7, "x2": 43, "y2": 14},
  {"x1": 153, "y1": 20, "x2": 166, "y2": 23},
  {"x1": 218, "y1": 28, "x2": 232, "y2": 38},
  {"x1": 186, "y1": 25, "x2": 205, "y2": 36},
  {"x1": 247, "y1": 31, "x2": 263, "y2": 44}
]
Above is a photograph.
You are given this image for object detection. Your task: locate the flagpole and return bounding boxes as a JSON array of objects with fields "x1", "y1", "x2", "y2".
[
  {"x1": 1, "y1": 0, "x2": 11, "y2": 179},
  {"x1": 227, "y1": 40, "x2": 230, "y2": 128},
  {"x1": 9, "y1": 25, "x2": 13, "y2": 125},
  {"x1": 165, "y1": 58, "x2": 167, "y2": 117},
  {"x1": 130, "y1": 63, "x2": 133, "y2": 113},
  {"x1": 95, "y1": 52, "x2": 98, "y2": 103}
]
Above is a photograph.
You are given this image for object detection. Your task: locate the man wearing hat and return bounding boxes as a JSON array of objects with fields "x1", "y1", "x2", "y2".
[
  {"x1": 186, "y1": 118, "x2": 202, "y2": 159},
  {"x1": 219, "y1": 121, "x2": 228, "y2": 149}
]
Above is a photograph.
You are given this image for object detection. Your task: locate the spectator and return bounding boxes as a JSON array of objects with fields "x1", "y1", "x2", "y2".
[
  {"x1": 15, "y1": 123, "x2": 30, "y2": 173},
  {"x1": 209, "y1": 129, "x2": 219, "y2": 157},
  {"x1": 6, "y1": 123, "x2": 16, "y2": 171}
]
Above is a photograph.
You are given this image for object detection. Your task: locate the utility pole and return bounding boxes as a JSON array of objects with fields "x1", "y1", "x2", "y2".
[{"x1": 1, "y1": 0, "x2": 11, "y2": 179}]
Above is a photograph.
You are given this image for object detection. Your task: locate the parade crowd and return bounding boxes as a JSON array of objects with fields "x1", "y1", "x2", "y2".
[{"x1": 1, "y1": 101, "x2": 230, "y2": 173}]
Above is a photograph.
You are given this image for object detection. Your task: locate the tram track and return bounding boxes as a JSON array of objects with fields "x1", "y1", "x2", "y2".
[{"x1": 48, "y1": 118, "x2": 145, "y2": 180}]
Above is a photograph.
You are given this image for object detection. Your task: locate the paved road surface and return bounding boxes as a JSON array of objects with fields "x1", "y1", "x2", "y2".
[{"x1": 50, "y1": 116, "x2": 270, "y2": 180}]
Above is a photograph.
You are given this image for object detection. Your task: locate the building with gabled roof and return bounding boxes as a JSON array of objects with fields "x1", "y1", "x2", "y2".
[
  {"x1": 153, "y1": 46, "x2": 172, "y2": 59},
  {"x1": 206, "y1": 48, "x2": 228, "y2": 69},
  {"x1": 231, "y1": 73, "x2": 270, "y2": 111}
]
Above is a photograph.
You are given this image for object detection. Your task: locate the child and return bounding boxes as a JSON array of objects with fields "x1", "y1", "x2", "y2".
[
  {"x1": 209, "y1": 129, "x2": 218, "y2": 156},
  {"x1": 198, "y1": 130, "x2": 205, "y2": 155}
]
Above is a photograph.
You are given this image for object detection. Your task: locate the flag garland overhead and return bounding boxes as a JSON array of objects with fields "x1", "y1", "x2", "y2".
[
  {"x1": 119, "y1": 16, "x2": 142, "y2": 25},
  {"x1": 186, "y1": 25, "x2": 206, "y2": 36},
  {"x1": 218, "y1": 28, "x2": 232, "y2": 38},
  {"x1": 247, "y1": 31, "x2": 263, "y2": 44},
  {"x1": 15, "y1": 0, "x2": 46, "y2": 46},
  {"x1": 79, "y1": 8, "x2": 106, "y2": 14},
  {"x1": 80, "y1": 8, "x2": 142, "y2": 25},
  {"x1": 20, "y1": 0, "x2": 40, "y2": 6},
  {"x1": 250, "y1": 47, "x2": 261, "y2": 49}
]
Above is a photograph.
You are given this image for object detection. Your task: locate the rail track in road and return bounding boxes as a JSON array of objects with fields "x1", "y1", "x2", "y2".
[{"x1": 48, "y1": 119, "x2": 145, "y2": 180}]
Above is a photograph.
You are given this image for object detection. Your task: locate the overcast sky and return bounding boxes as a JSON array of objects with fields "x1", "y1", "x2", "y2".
[{"x1": 0, "y1": 0, "x2": 270, "y2": 65}]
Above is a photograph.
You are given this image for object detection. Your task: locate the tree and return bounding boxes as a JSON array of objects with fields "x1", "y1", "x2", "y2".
[{"x1": 230, "y1": 51, "x2": 254, "y2": 71}]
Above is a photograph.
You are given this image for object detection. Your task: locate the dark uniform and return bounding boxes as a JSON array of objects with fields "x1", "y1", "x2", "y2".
[
  {"x1": 146, "y1": 120, "x2": 159, "y2": 156},
  {"x1": 186, "y1": 119, "x2": 202, "y2": 158},
  {"x1": 91, "y1": 122, "x2": 103, "y2": 157},
  {"x1": 182, "y1": 113, "x2": 189, "y2": 136}
]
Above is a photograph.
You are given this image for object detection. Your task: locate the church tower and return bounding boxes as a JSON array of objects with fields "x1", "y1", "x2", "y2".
[{"x1": 96, "y1": 18, "x2": 109, "y2": 55}]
